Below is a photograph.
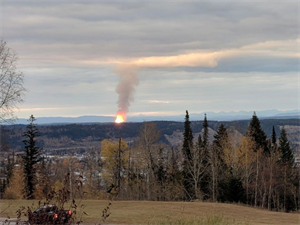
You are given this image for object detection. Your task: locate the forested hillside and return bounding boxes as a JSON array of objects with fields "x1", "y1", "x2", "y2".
[{"x1": 1, "y1": 118, "x2": 299, "y2": 152}]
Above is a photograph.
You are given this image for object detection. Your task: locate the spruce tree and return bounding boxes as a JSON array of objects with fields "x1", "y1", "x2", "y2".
[
  {"x1": 211, "y1": 124, "x2": 229, "y2": 201},
  {"x1": 182, "y1": 110, "x2": 193, "y2": 161},
  {"x1": 203, "y1": 113, "x2": 208, "y2": 149},
  {"x1": 271, "y1": 125, "x2": 276, "y2": 146},
  {"x1": 182, "y1": 110, "x2": 194, "y2": 200},
  {"x1": 278, "y1": 127, "x2": 294, "y2": 212},
  {"x1": 278, "y1": 127, "x2": 293, "y2": 164},
  {"x1": 22, "y1": 115, "x2": 42, "y2": 199},
  {"x1": 200, "y1": 113, "x2": 210, "y2": 199},
  {"x1": 248, "y1": 112, "x2": 268, "y2": 153},
  {"x1": 213, "y1": 124, "x2": 228, "y2": 149},
  {"x1": 212, "y1": 123, "x2": 228, "y2": 171}
]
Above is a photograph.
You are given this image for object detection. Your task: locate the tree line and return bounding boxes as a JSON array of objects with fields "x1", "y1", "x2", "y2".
[
  {"x1": 2, "y1": 112, "x2": 299, "y2": 212},
  {"x1": 180, "y1": 111, "x2": 298, "y2": 212},
  {"x1": 99, "y1": 111, "x2": 298, "y2": 212}
]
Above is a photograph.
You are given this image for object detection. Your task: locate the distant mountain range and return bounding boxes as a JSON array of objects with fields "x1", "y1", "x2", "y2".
[{"x1": 14, "y1": 109, "x2": 300, "y2": 124}]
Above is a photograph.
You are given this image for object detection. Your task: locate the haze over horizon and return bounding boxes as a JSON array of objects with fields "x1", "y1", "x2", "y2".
[
  {"x1": 1, "y1": 1, "x2": 298, "y2": 119},
  {"x1": 12, "y1": 109, "x2": 299, "y2": 124}
]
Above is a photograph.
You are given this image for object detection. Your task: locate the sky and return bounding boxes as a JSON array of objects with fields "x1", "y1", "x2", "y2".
[{"x1": 1, "y1": 1, "x2": 299, "y2": 119}]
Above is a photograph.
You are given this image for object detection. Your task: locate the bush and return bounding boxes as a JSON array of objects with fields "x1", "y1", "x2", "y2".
[{"x1": 3, "y1": 188, "x2": 23, "y2": 199}]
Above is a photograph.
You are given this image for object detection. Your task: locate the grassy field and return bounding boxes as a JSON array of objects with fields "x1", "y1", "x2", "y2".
[{"x1": 0, "y1": 200, "x2": 299, "y2": 225}]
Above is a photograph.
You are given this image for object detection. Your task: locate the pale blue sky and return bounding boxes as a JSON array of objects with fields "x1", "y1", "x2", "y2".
[{"x1": 1, "y1": 1, "x2": 298, "y2": 119}]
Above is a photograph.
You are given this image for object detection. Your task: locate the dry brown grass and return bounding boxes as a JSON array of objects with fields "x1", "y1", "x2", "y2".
[{"x1": 0, "y1": 200, "x2": 299, "y2": 225}]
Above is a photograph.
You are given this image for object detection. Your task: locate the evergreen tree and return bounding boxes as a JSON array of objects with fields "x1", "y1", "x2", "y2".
[
  {"x1": 219, "y1": 177, "x2": 245, "y2": 203},
  {"x1": 200, "y1": 113, "x2": 210, "y2": 199},
  {"x1": 278, "y1": 127, "x2": 293, "y2": 164},
  {"x1": 22, "y1": 115, "x2": 42, "y2": 199},
  {"x1": 213, "y1": 124, "x2": 228, "y2": 149},
  {"x1": 211, "y1": 124, "x2": 229, "y2": 201},
  {"x1": 212, "y1": 124, "x2": 229, "y2": 170},
  {"x1": 278, "y1": 127, "x2": 294, "y2": 212},
  {"x1": 182, "y1": 110, "x2": 193, "y2": 161},
  {"x1": 248, "y1": 112, "x2": 268, "y2": 153},
  {"x1": 202, "y1": 113, "x2": 208, "y2": 149},
  {"x1": 271, "y1": 125, "x2": 276, "y2": 146},
  {"x1": 182, "y1": 110, "x2": 194, "y2": 200}
]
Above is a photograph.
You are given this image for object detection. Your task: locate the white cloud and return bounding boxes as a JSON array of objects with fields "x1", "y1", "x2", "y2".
[{"x1": 149, "y1": 100, "x2": 170, "y2": 104}]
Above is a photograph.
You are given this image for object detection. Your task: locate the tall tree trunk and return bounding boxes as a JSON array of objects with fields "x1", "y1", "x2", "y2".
[
  {"x1": 284, "y1": 165, "x2": 287, "y2": 211},
  {"x1": 194, "y1": 178, "x2": 198, "y2": 200},
  {"x1": 262, "y1": 181, "x2": 267, "y2": 208},
  {"x1": 254, "y1": 151, "x2": 259, "y2": 207},
  {"x1": 245, "y1": 147, "x2": 249, "y2": 205},
  {"x1": 268, "y1": 155, "x2": 273, "y2": 210}
]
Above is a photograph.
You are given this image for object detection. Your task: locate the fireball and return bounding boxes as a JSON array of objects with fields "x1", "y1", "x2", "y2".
[{"x1": 115, "y1": 114, "x2": 125, "y2": 123}]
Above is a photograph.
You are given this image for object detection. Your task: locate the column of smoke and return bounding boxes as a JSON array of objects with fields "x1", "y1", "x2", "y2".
[
  {"x1": 112, "y1": 43, "x2": 287, "y2": 119},
  {"x1": 114, "y1": 52, "x2": 220, "y2": 121},
  {"x1": 115, "y1": 65, "x2": 139, "y2": 121}
]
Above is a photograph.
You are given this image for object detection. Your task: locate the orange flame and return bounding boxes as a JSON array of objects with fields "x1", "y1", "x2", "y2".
[{"x1": 115, "y1": 114, "x2": 125, "y2": 123}]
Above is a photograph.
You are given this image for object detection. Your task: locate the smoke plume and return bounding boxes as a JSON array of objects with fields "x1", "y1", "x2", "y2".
[
  {"x1": 114, "y1": 51, "x2": 220, "y2": 120},
  {"x1": 114, "y1": 64, "x2": 139, "y2": 120}
]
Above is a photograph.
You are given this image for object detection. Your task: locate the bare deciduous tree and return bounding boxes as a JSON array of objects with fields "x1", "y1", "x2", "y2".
[
  {"x1": 0, "y1": 40, "x2": 26, "y2": 122},
  {"x1": 185, "y1": 139, "x2": 207, "y2": 200},
  {"x1": 136, "y1": 122, "x2": 161, "y2": 200}
]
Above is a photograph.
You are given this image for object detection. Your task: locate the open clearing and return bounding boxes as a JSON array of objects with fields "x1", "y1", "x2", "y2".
[{"x1": 0, "y1": 200, "x2": 299, "y2": 225}]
